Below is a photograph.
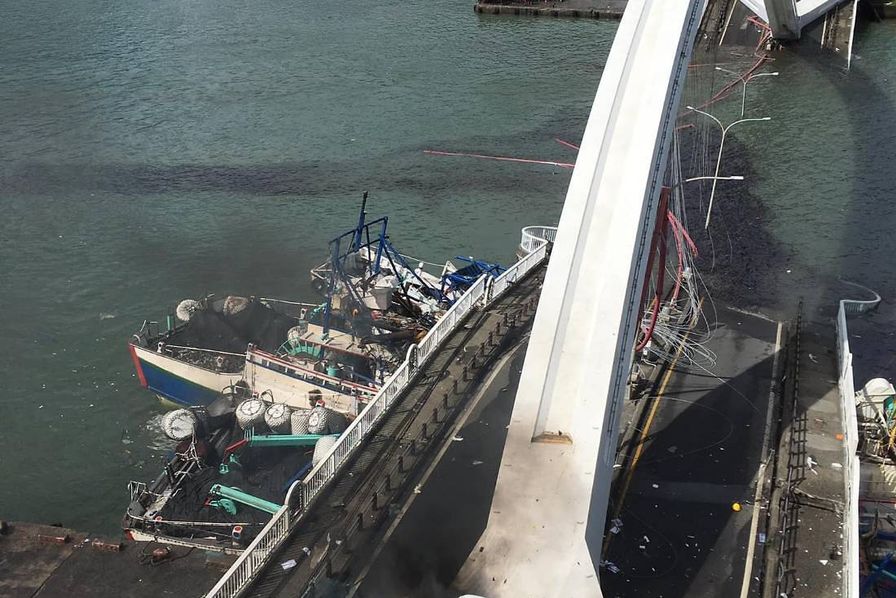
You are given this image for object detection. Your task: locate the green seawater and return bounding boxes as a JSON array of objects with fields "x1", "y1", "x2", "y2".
[{"x1": 1, "y1": 0, "x2": 894, "y2": 532}]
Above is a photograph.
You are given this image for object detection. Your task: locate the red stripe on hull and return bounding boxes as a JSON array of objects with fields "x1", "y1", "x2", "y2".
[{"x1": 129, "y1": 343, "x2": 149, "y2": 388}]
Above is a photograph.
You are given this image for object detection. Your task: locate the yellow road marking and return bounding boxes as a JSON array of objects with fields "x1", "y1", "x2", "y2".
[
  {"x1": 604, "y1": 301, "x2": 702, "y2": 553},
  {"x1": 614, "y1": 328, "x2": 690, "y2": 518}
]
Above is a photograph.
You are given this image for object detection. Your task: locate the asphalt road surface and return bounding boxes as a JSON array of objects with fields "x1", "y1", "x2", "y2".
[{"x1": 601, "y1": 307, "x2": 781, "y2": 598}]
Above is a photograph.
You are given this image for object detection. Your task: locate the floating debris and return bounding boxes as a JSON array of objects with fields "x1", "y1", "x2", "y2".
[{"x1": 609, "y1": 518, "x2": 623, "y2": 535}]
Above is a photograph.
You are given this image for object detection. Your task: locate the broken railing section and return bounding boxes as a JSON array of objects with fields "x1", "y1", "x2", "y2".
[{"x1": 204, "y1": 227, "x2": 555, "y2": 598}]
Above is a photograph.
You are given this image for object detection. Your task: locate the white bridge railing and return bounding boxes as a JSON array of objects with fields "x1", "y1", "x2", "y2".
[
  {"x1": 519, "y1": 225, "x2": 558, "y2": 255},
  {"x1": 205, "y1": 226, "x2": 555, "y2": 598},
  {"x1": 835, "y1": 281, "x2": 881, "y2": 598}
]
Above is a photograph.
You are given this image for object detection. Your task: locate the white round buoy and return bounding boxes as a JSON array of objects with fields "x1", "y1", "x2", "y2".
[
  {"x1": 290, "y1": 409, "x2": 311, "y2": 435},
  {"x1": 327, "y1": 411, "x2": 347, "y2": 434},
  {"x1": 312, "y1": 435, "x2": 338, "y2": 467},
  {"x1": 235, "y1": 399, "x2": 266, "y2": 431},
  {"x1": 306, "y1": 406, "x2": 330, "y2": 435},
  {"x1": 306, "y1": 406, "x2": 348, "y2": 435},
  {"x1": 264, "y1": 403, "x2": 293, "y2": 434},
  {"x1": 162, "y1": 409, "x2": 198, "y2": 441},
  {"x1": 176, "y1": 299, "x2": 201, "y2": 322}
]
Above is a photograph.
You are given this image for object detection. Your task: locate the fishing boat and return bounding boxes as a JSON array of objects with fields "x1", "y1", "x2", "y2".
[
  {"x1": 128, "y1": 194, "x2": 505, "y2": 409},
  {"x1": 124, "y1": 389, "x2": 352, "y2": 552},
  {"x1": 128, "y1": 296, "x2": 385, "y2": 409}
]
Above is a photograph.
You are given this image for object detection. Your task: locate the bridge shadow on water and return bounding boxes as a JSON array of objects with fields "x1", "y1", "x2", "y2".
[{"x1": 795, "y1": 26, "x2": 896, "y2": 382}]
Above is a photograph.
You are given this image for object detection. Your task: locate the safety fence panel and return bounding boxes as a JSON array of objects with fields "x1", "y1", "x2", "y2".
[
  {"x1": 491, "y1": 263, "x2": 518, "y2": 300},
  {"x1": 846, "y1": 454, "x2": 860, "y2": 598},
  {"x1": 836, "y1": 297, "x2": 874, "y2": 598},
  {"x1": 837, "y1": 305, "x2": 858, "y2": 456},
  {"x1": 519, "y1": 225, "x2": 557, "y2": 254},
  {"x1": 300, "y1": 359, "x2": 412, "y2": 508},
  {"x1": 418, "y1": 274, "x2": 488, "y2": 366},
  {"x1": 205, "y1": 505, "x2": 291, "y2": 598},
  {"x1": 492, "y1": 240, "x2": 548, "y2": 300}
]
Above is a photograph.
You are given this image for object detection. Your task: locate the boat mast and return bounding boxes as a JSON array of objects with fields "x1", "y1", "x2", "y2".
[
  {"x1": 352, "y1": 191, "x2": 368, "y2": 252},
  {"x1": 324, "y1": 192, "x2": 368, "y2": 338}
]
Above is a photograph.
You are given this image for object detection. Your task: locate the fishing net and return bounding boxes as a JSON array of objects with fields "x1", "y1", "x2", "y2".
[
  {"x1": 167, "y1": 299, "x2": 297, "y2": 354},
  {"x1": 236, "y1": 399, "x2": 266, "y2": 431},
  {"x1": 264, "y1": 403, "x2": 293, "y2": 434},
  {"x1": 290, "y1": 409, "x2": 311, "y2": 434},
  {"x1": 161, "y1": 409, "x2": 198, "y2": 441},
  {"x1": 306, "y1": 406, "x2": 347, "y2": 435}
]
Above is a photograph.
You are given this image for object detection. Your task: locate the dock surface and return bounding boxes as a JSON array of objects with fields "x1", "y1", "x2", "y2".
[{"x1": 0, "y1": 521, "x2": 226, "y2": 598}]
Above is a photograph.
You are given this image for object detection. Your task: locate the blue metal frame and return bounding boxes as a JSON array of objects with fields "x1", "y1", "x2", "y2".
[
  {"x1": 440, "y1": 256, "x2": 506, "y2": 297},
  {"x1": 322, "y1": 197, "x2": 442, "y2": 334}
]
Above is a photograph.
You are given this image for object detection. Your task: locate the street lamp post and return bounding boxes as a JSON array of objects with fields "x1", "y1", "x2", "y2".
[
  {"x1": 687, "y1": 106, "x2": 771, "y2": 230},
  {"x1": 714, "y1": 67, "x2": 779, "y2": 118},
  {"x1": 681, "y1": 175, "x2": 744, "y2": 184}
]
